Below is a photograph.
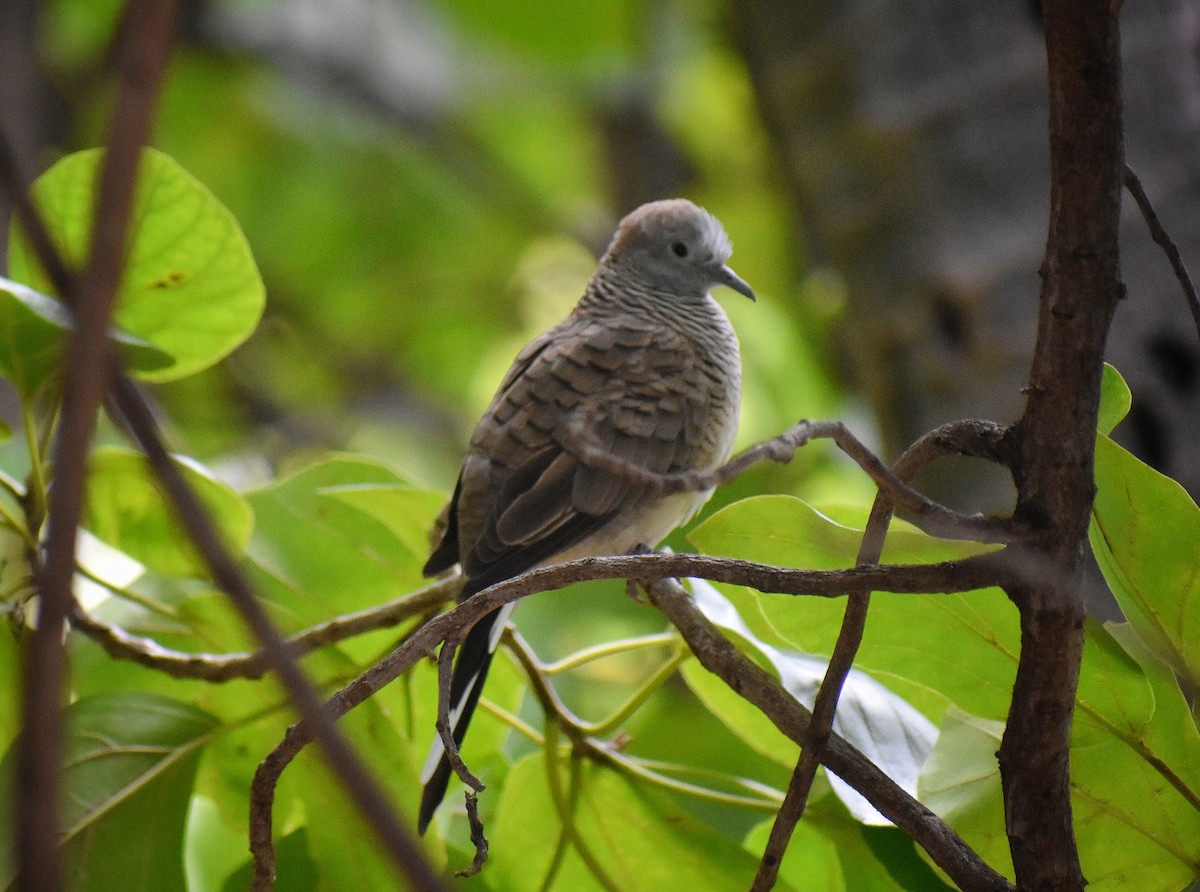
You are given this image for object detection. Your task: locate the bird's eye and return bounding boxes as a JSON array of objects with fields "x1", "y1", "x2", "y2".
[{"x1": 671, "y1": 242, "x2": 689, "y2": 258}]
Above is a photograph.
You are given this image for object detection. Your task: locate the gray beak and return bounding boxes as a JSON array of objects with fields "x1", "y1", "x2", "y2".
[{"x1": 716, "y1": 264, "x2": 756, "y2": 301}]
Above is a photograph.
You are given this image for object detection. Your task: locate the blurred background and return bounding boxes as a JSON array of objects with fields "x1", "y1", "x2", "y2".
[
  {"x1": 2, "y1": 0, "x2": 1198, "y2": 513},
  {"x1": 1, "y1": 1, "x2": 1197, "y2": 875}
]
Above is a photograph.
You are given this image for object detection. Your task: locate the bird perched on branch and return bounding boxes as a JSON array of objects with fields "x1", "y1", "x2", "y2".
[{"x1": 417, "y1": 198, "x2": 754, "y2": 833}]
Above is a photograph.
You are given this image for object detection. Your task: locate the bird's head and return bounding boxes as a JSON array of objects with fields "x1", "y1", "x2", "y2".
[{"x1": 602, "y1": 199, "x2": 756, "y2": 302}]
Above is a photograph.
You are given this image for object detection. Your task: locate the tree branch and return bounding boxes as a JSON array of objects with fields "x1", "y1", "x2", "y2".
[
  {"x1": 249, "y1": 543, "x2": 1015, "y2": 890},
  {"x1": 68, "y1": 577, "x2": 454, "y2": 680},
  {"x1": 644, "y1": 578, "x2": 1015, "y2": 892},
  {"x1": 16, "y1": 3, "x2": 178, "y2": 887},
  {"x1": 1122, "y1": 162, "x2": 1200, "y2": 343},
  {"x1": 1000, "y1": 2, "x2": 1125, "y2": 889},
  {"x1": 565, "y1": 416, "x2": 1022, "y2": 544},
  {"x1": 751, "y1": 419, "x2": 1010, "y2": 889}
]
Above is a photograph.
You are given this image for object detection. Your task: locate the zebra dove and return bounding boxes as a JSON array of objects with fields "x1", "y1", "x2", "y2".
[{"x1": 418, "y1": 198, "x2": 753, "y2": 833}]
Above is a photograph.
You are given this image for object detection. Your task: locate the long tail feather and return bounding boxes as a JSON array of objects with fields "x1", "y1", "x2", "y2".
[{"x1": 416, "y1": 603, "x2": 511, "y2": 834}]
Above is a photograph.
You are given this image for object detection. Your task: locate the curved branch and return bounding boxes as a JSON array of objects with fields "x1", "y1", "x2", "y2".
[
  {"x1": 249, "y1": 544, "x2": 1013, "y2": 887},
  {"x1": 752, "y1": 418, "x2": 1013, "y2": 888},
  {"x1": 645, "y1": 577, "x2": 1015, "y2": 892},
  {"x1": 68, "y1": 577, "x2": 454, "y2": 681},
  {"x1": 1123, "y1": 163, "x2": 1200, "y2": 343},
  {"x1": 565, "y1": 417, "x2": 1022, "y2": 544}
]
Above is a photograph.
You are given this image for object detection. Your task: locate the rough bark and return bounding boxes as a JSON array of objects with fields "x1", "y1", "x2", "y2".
[{"x1": 998, "y1": 1, "x2": 1124, "y2": 889}]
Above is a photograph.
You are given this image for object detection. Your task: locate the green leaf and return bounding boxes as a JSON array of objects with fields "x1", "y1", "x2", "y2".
[
  {"x1": 1090, "y1": 434, "x2": 1200, "y2": 690},
  {"x1": 320, "y1": 483, "x2": 450, "y2": 563},
  {"x1": 8, "y1": 148, "x2": 264, "y2": 382},
  {"x1": 917, "y1": 623, "x2": 1200, "y2": 892},
  {"x1": 0, "y1": 277, "x2": 173, "y2": 397},
  {"x1": 1070, "y1": 623, "x2": 1200, "y2": 891},
  {"x1": 690, "y1": 494, "x2": 996, "y2": 571},
  {"x1": 685, "y1": 579, "x2": 936, "y2": 825},
  {"x1": 489, "y1": 752, "x2": 791, "y2": 892},
  {"x1": 743, "y1": 818, "x2": 847, "y2": 892},
  {"x1": 278, "y1": 695, "x2": 429, "y2": 890},
  {"x1": 218, "y1": 830, "x2": 316, "y2": 892},
  {"x1": 83, "y1": 446, "x2": 254, "y2": 579},
  {"x1": 220, "y1": 829, "x2": 318, "y2": 892},
  {"x1": 917, "y1": 708, "x2": 1011, "y2": 882},
  {"x1": 0, "y1": 693, "x2": 218, "y2": 891},
  {"x1": 242, "y1": 455, "x2": 440, "y2": 630},
  {"x1": 185, "y1": 795, "x2": 255, "y2": 892},
  {"x1": 1097, "y1": 362, "x2": 1131, "y2": 435},
  {"x1": 689, "y1": 495, "x2": 1020, "y2": 722}
]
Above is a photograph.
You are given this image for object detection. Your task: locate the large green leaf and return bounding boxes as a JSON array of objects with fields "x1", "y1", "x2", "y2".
[
  {"x1": 0, "y1": 277, "x2": 171, "y2": 396},
  {"x1": 489, "y1": 751, "x2": 792, "y2": 892},
  {"x1": 1090, "y1": 434, "x2": 1200, "y2": 690},
  {"x1": 918, "y1": 623, "x2": 1200, "y2": 892},
  {"x1": 8, "y1": 148, "x2": 264, "y2": 382},
  {"x1": 83, "y1": 446, "x2": 254, "y2": 579},
  {"x1": 689, "y1": 496, "x2": 1020, "y2": 723},
  {"x1": 1071, "y1": 623, "x2": 1200, "y2": 891},
  {"x1": 0, "y1": 693, "x2": 218, "y2": 891},
  {"x1": 242, "y1": 455, "x2": 440, "y2": 630},
  {"x1": 320, "y1": 483, "x2": 450, "y2": 565}
]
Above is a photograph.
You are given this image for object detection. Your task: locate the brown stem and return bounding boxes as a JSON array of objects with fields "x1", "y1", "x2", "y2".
[
  {"x1": 16, "y1": 3, "x2": 178, "y2": 888},
  {"x1": 1122, "y1": 163, "x2": 1200, "y2": 344},
  {"x1": 999, "y1": 2, "x2": 1124, "y2": 889},
  {"x1": 67, "y1": 578, "x2": 453, "y2": 680},
  {"x1": 645, "y1": 578, "x2": 1015, "y2": 892},
  {"x1": 751, "y1": 420, "x2": 1014, "y2": 889}
]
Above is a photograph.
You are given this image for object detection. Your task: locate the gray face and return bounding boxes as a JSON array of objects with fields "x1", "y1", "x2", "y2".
[{"x1": 604, "y1": 199, "x2": 756, "y2": 302}]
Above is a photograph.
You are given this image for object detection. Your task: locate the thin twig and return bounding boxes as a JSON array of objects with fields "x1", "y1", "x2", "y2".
[
  {"x1": 751, "y1": 419, "x2": 1010, "y2": 889},
  {"x1": 644, "y1": 577, "x2": 1015, "y2": 892},
  {"x1": 248, "y1": 544, "x2": 1013, "y2": 886},
  {"x1": 1123, "y1": 163, "x2": 1200, "y2": 343},
  {"x1": 68, "y1": 577, "x2": 454, "y2": 681},
  {"x1": 454, "y1": 792, "x2": 489, "y2": 878},
  {"x1": 564, "y1": 416, "x2": 1021, "y2": 545},
  {"x1": 15, "y1": 3, "x2": 178, "y2": 888},
  {"x1": 435, "y1": 631, "x2": 485, "y2": 792}
]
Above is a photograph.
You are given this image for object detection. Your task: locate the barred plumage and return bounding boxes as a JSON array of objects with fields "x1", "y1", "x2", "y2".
[{"x1": 417, "y1": 198, "x2": 753, "y2": 833}]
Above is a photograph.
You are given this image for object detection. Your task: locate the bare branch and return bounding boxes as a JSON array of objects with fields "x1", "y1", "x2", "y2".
[
  {"x1": 644, "y1": 577, "x2": 1015, "y2": 892},
  {"x1": 15, "y1": 3, "x2": 179, "y2": 888},
  {"x1": 249, "y1": 542, "x2": 1013, "y2": 886},
  {"x1": 435, "y1": 632, "x2": 485, "y2": 793},
  {"x1": 1123, "y1": 163, "x2": 1200, "y2": 343},
  {"x1": 751, "y1": 419, "x2": 1006, "y2": 888},
  {"x1": 453, "y1": 792, "x2": 489, "y2": 878},
  {"x1": 68, "y1": 577, "x2": 454, "y2": 681},
  {"x1": 564, "y1": 416, "x2": 1020, "y2": 544}
]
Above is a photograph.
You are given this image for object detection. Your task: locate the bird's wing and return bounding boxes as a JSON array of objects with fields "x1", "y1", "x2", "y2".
[
  {"x1": 454, "y1": 316, "x2": 714, "y2": 595},
  {"x1": 422, "y1": 331, "x2": 557, "y2": 579}
]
